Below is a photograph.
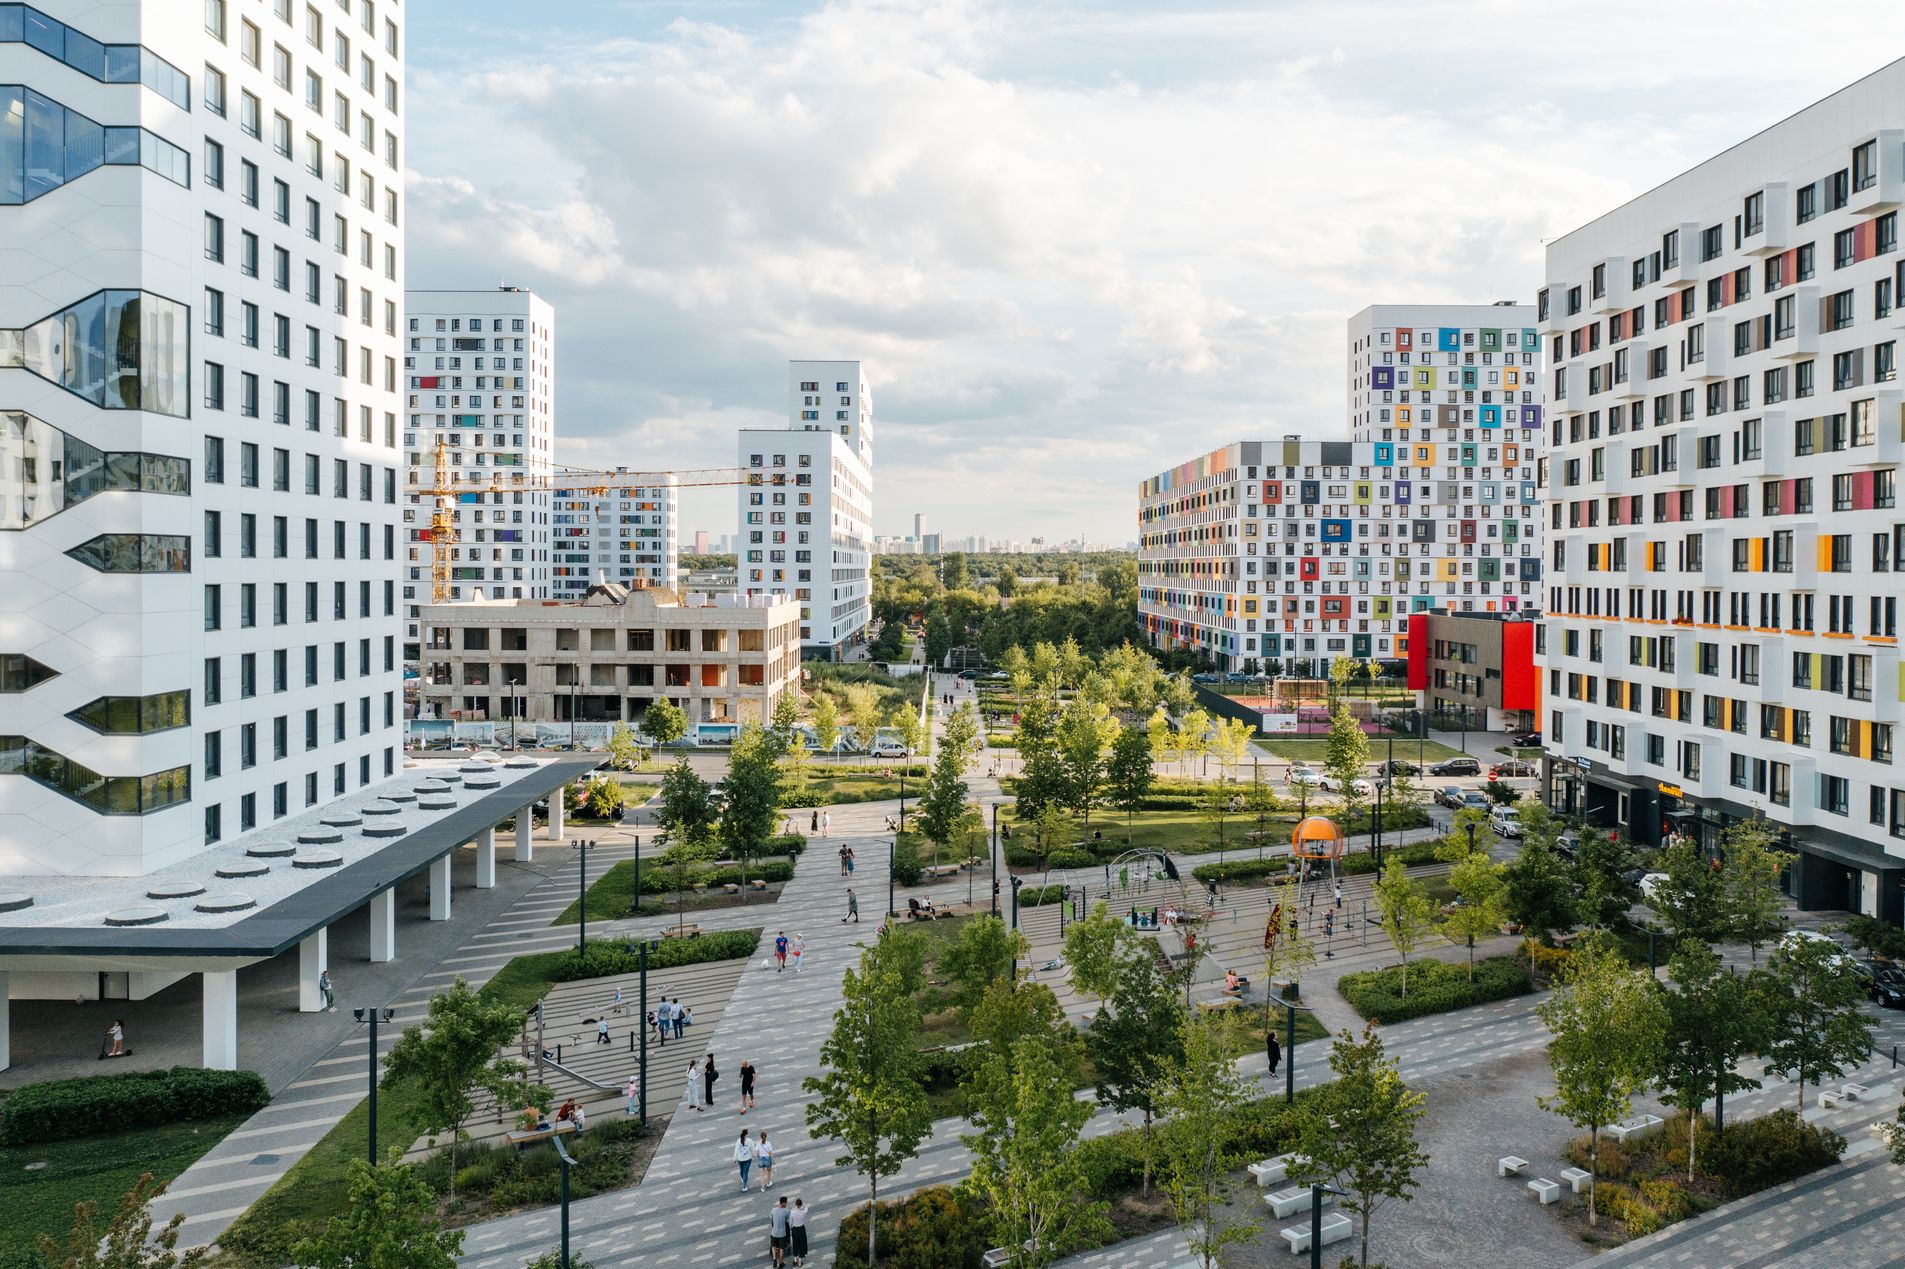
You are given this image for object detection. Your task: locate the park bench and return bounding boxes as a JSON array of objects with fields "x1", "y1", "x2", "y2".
[
  {"x1": 982, "y1": 1242, "x2": 1036, "y2": 1268},
  {"x1": 925, "y1": 863, "x2": 962, "y2": 879},
  {"x1": 1247, "y1": 1152, "x2": 1304, "y2": 1187},
  {"x1": 1265, "y1": 1186, "x2": 1326, "y2": 1219},
  {"x1": 1819, "y1": 1083, "x2": 1868, "y2": 1108},
  {"x1": 1528, "y1": 1178, "x2": 1561, "y2": 1205},
  {"x1": 1843, "y1": 1082, "x2": 1870, "y2": 1100},
  {"x1": 1496, "y1": 1156, "x2": 1529, "y2": 1177},
  {"x1": 505, "y1": 1121, "x2": 576, "y2": 1149},
  {"x1": 1606, "y1": 1114, "x2": 1663, "y2": 1144},
  {"x1": 662, "y1": 924, "x2": 702, "y2": 939},
  {"x1": 750, "y1": 878, "x2": 768, "y2": 890},
  {"x1": 1278, "y1": 1212, "x2": 1350, "y2": 1254},
  {"x1": 1560, "y1": 1168, "x2": 1592, "y2": 1194},
  {"x1": 722, "y1": 883, "x2": 739, "y2": 894}
]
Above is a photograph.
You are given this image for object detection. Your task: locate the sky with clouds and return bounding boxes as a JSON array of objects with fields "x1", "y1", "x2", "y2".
[{"x1": 404, "y1": 0, "x2": 1904, "y2": 546}]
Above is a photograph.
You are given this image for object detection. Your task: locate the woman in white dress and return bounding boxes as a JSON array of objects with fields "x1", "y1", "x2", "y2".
[{"x1": 683, "y1": 1056, "x2": 704, "y2": 1111}]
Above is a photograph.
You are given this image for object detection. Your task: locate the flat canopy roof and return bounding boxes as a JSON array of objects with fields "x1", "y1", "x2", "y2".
[{"x1": 0, "y1": 756, "x2": 599, "y2": 960}]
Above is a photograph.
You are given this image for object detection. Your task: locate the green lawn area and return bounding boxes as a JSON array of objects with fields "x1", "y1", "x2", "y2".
[
  {"x1": 1263, "y1": 736, "x2": 1465, "y2": 764},
  {"x1": 0, "y1": 1115, "x2": 248, "y2": 1269},
  {"x1": 796, "y1": 770, "x2": 924, "y2": 805}
]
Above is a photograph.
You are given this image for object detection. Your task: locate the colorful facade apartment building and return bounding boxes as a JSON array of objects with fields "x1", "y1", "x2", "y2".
[
  {"x1": 1137, "y1": 305, "x2": 1544, "y2": 673},
  {"x1": 1538, "y1": 59, "x2": 1905, "y2": 924}
]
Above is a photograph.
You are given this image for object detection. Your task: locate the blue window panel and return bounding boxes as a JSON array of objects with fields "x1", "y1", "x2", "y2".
[
  {"x1": 1373, "y1": 443, "x2": 1393, "y2": 466},
  {"x1": 1438, "y1": 328, "x2": 1461, "y2": 351},
  {"x1": 1480, "y1": 405, "x2": 1501, "y2": 427},
  {"x1": 1320, "y1": 519, "x2": 1352, "y2": 543}
]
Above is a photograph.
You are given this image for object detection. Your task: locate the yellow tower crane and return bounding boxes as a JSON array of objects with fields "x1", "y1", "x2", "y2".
[{"x1": 418, "y1": 436, "x2": 758, "y2": 601}]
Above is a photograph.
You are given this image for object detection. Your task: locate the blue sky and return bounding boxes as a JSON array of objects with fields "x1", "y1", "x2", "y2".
[{"x1": 400, "y1": 1, "x2": 1905, "y2": 545}]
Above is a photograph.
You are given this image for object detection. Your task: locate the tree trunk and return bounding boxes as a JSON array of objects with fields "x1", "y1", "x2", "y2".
[
  {"x1": 868, "y1": 1174, "x2": 878, "y2": 1267},
  {"x1": 1687, "y1": 1105, "x2": 1698, "y2": 1182},
  {"x1": 1361, "y1": 1206, "x2": 1372, "y2": 1269},
  {"x1": 1587, "y1": 1127, "x2": 1598, "y2": 1226},
  {"x1": 1141, "y1": 1109, "x2": 1152, "y2": 1196}
]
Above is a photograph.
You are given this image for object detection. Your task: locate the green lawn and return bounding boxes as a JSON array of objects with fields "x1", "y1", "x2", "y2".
[
  {"x1": 549, "y1": 855, "x2": 794, "y2": 925},
  {"x1": 796, "y1": 770, "x2": 925, "y2": 805},
  {"x1": 1263, "y1": 736, "x2": 1465, "y2": 764},
  {"x1": 0, "y1": 1115, "x2": 248, "y2": 1269}
]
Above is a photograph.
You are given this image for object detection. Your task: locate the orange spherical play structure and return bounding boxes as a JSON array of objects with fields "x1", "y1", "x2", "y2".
[{"x1": 1290, "y1": 815, "x2": 1346, "y2": 861}]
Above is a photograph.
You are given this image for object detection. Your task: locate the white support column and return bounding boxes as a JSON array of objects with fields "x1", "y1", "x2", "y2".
[
  {"x1": 475, "y1": 826, "x2": 496, "y2": 889},
  {"x1": 369, "y1": 887, "x2": 396, "y2": 962},
  {"x1": 429, "y1": 853, "x2": 452, "y2": 921},
  {"x1": 202, "y1": 969, "x2": 239, "y2": 1071},
  {"x1": 545, "y1": 785, "x2": 565, "y2": 841},
  {"x1": 298, "y1": 929, "x2": 329, "y2": 1013},
  {"x1": 515, "y1": 810, "x2": 534, "y2": 863},
  {"x1": 0, "y1": 971, "x2": 10, "y2": 1072}
]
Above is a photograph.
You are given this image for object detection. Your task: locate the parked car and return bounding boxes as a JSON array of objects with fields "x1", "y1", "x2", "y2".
[
  {"x1": 1489, "y1": 805, "x2": 1523, "y2": 837},
  {"x1": 1453, "y1": 789, "x2": 1491, "y2": 812},
  {"x1": 1510, "y1": 732, "x2": 1542, "y2": 748},
  {"x1": 1383, "y1": 758, "x2": 1422, "y2": 776},
  {"x1": 1551, "y1": 831, "x2": 1579, "y2": 861},
  {"x1": 1872, "y1": 966, "x2": 1905, "y2": 1008},
  {"x1": 1190, "y1": 672, "x2": 1221, "y2": 684},
  {"x1": 1638, "y1": 872, "x2": 1670, "y2": 900},
  {"x1": 870, "y1": 741, "x2": 910, "y2": 758},
  {"x1": 1346, "y1": 777, "x2": 1377, "y2": 799},
  {"x1": 1491, "y1": 759, "x2": 1538, "y2": 779},
  {"x1": 1429, "y1": 756, "x2": 1481, "y2": 777},
  {"x1": 1776, "y1": 930, "x2": 1870, "y2": 989},
  {"x1": 1286, "y1": 766, "x2": 1326, "y2": 788},
  {"x1": 957, "y1": 669, "x2": 980, "y2": 680}
]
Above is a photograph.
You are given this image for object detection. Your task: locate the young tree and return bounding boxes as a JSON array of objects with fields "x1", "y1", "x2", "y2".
[
  {"x1": 655, "y1": 757, "x2": 716, "y2": 847},
  {"x1": 844, "y1": 683, "x2": 883, "y2": 758},
  {"x1": 381, "y1": 978, "x2": 546, "y2": 1197},
  {"x1": 1652, "y1": 834, "x2": 1729, "y2": 945},
  {"x1": 891, "y1": 702, "x2": 928, "y2": 757},
  {"x1": 1145, "y1": 709, "x2": 1177, "y2": 774},
  {"x1": 1064, "y1": 902, "x2": 1141, "y2": 1011},
  {"x1": 1055, "y1": 698, "x2": 1116, "y2": 825},
  {"x1": 719, "y1": 723, "x2": 784, "y2": 887},
  {"x1": 1362, "y1": 658, "x2": 1383, "y2": 699},
  {"x1": 1719, "y1": 816, "x2": 1788, "y2": 962},
  {"x1": 811, "y1": 691, "x2": 842, "y2": 754},
  {"x1": 1373, "y1": 858, "x2": 1435, "y2": 1000},
  {"x1": 289, "y1": 1157, "x2": 462, "y2": 1269},
  {"x1": 1105, "y1": 723, "x2": 1155, "y2": 844},
  {"x1": 1177, "y1": 707, "x2": 1211, "y2": 777},
  {"x1": 640, "y1": 695, "x2": 687, "y2": 748},
  {"x1": 804, "y1": 938, "x2": 932, "y2": 1267},
  {"x1": 1327, "y1": 655, "x2": 1357, "y2": 705},
  {"x1": 1502, "y1": 834, "x2": 1580, "y2": 945},
  {"x1": 1299, "y1": 1026, "x2": 1429, "y2": 1269},
  {"x1": 1031, "y1": 802, "x2": 1072, "y2": 865},
  {"x1": 915, "y1": 744, "x2": 972, "y2": 866},
  {"x1": 941, "y1": 701, "x2": 982, "y2": 771},
  {"x1": 1536, "y1": 936, "x2": 1669, "y2": 1226},
  {"x1": 1574, "y1": 828, "x2": 1642, "y2": 929},
  {"x1": 1658, "y1": 942, "x2": 1769, "y2": 1179},
  {"x1": 769, "y1": 691, "x2": 801, "y2": 748},
  {"x1": 1086, "y1": 944, "x2": 1187, "y2": 1195},
  {"x1": 1243, "y1": 771, "x2": 1281, "y2": 854},
  {"x1": 1440, "y1": 850, "x2": 1509, "y2": 980},
  {"x1": 924, "y1": 612, "x2": 952, "y2": 667},
  {"x1": 939, "y1": 914, "x2": 1026, "y2": 1017},
  {"x1": 1260, "y1": 876, "x2": 1317, "y2": 1053},
  {"x1": 1322, "y1": 704, "x2": 1371, "y2": 816},
  {"x1": 1196, "y1": 782, "x2": 1236, "y2": 852},
  {"x1": 1760, "y1": 934, "x2": 1876, "y2": 1111},
  {"x1": 604, "y1": 721, "x2": 642, "y2": 772},
  {"x1": 962, "y1": 1036, "x2": 1108, "y2": 1268},
  {"x1": 37, "y1": 1174, "x2": 206, "y2": 1269},
  {"x1": 1208, "y1": 717, "x2": 1252, "y2": 782},
  {"x1": 1155, "y1": 1016, "x2": 1260, "y2": 1269},
  {"x1": 777, "y1": 732, "x2": 815, "y2": 806}
]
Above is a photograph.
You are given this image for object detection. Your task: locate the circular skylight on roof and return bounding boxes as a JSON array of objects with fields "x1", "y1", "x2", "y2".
[
  {"x1": 293, "y1": 848, "x2": 344, "y2": 869},
  {"x1": 104, "y1": 905, "x2": 167, "y2": 926},
  {"x1": 195, "y1": 893, "x2": 256, "y2": 914},
  {"x1": 246, "y1": 840, "x2": 296, "y2": 858},
  {"x1": 215, "y1": 861, "x2": 270, "y2": 880},
  {"x1": 144, "y1": 882, "x2": 203, "y2": 901}
]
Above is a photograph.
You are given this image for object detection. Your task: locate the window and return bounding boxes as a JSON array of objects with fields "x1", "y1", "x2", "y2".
[
  {"x1": 1855, "y1": 139, "x2": 1879, "y2": 193},
  {"x1": 1797, "y1": 183, "x2": 1817, "y2": 224}
]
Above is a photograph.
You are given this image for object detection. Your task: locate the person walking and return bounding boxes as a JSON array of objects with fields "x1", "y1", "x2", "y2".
[
  {"x1": 838, "y1": 844, "x2": 849, "y2": 875},
  {"x1": 791, "y1": 932, "x2": 806, "y2": 973},
  {"x1": 1334, "y1": 881, "x2": 1343, "y2": 909},
  {"x1": 682, "y1": 1057, "x2": 702, "y2": 1112},
  {"x1": 789, "y1": 1197, "x2": 809, "y2": 1267},
  {"x1": 626, "y1": 1073, "x2": 641, "y2": 1116},
  {"x1": 738, "y1": 1058, "x2": 757, "y2": 1112},
  {"x1": 811, "y1": 810, "x2": 819, "y2": 834},
  {"x1": 845, "y1": 846, "x2": 856, "y2": 874},
  {"x1": 821, "y1": 809, "x2": 831, "y2": 836},
  {"x1": 732, "y1": 1129, "x2": 753, "y2": 1192},
  {"x1": 702, "y1": 1053, "x2": 719, "y2": 1107},
  {"x1": 672, "y1": 997, "x2": 686, "y2": 1039},
  {"x1": 317, "y1": 968, "x2": 335, "y2": 1011},
  {"x1": 768, "y1": 1195, "x2": 792, "y2": 1266},
  {"x1": 843, "y1": 888, "x2": 859, "y2": 923},
  {"x1": 654, "y1": 996, "x2": 671, "y2": 1047},
  {"x1": 596, "y1": 1016, "x2": 611, "y2": 1045},
  {"x1": 1266, "y1": 1028, "x2": 1282, "y2": 1077},
  {"x1": 755, "y1": 1130, "x2": 775, "y2": 1192},
  {"x1": 774, "y1": 931, "x2": 789, "y2": 972}
]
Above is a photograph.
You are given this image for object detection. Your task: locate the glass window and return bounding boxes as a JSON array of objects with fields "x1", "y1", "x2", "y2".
[
  {"x1": 3, "y1": 290, "x2": 190, "y2": 416},
  {"x1": 64, "y1": 533, "x2": 190, "y2": 573}
]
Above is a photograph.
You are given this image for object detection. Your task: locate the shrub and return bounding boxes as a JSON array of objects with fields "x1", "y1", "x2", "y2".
[
  {"x1": 0, "y1": 1066, "x2": 269, "y2": 1146},
  {"x1": 1019, "y1": 884, "x2": 1069, "y2": 907},
  {"x1": 1004, "y1": 843, "x2": 1042, "y2": 868},
  {"x1": 1845, "y1": 913, "x2": 1905, "y2": 961},
  {"x1": 1192, "y1": 841, "x2": 1438, "y2": 886},
  {"x1": 701, "y1": 859, "x2": 796, "y2": 888},
  {"x1": 834, "y1": 1185, "x2": 990, "y2": 1269},
  {"x1": 1705, "y1": 1109, "x2": 1844, "y2": 1198},
  {"x1": 548, "y1": 929, "x2": 762, "y2": 982},
  {"x1": 1515, "y1": 939, "x2": 1576, "y2": 986},
  {"x1": 573, "y1": 775, "x2": 626, "y2": 821},
  {"x1": 1047, "y1": 847, "x2": 1095, "y2": 870},
  {"x1": 891, "y1": 836, "x2": 923, "y2": 887},
  {"x1": 1567, "y1": 1134, "x2": 1633, "y2": 1180},
  {"x1": 1337, "y1": 955, "x2": 1533, "y2": 1024}
]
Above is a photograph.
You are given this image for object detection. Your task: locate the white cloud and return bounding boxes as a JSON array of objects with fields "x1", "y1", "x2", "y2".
[{"x1": 403, "y1": 0, "x2": 1905, "y2": 542}]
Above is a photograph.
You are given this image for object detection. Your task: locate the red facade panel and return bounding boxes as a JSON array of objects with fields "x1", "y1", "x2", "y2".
[
  {"x1": 1502, "y1": 621, "x2": 1539, "y2": 713},
  {"x1": 1406, "y1": 613, "x2": 1430, "y2": 690}
]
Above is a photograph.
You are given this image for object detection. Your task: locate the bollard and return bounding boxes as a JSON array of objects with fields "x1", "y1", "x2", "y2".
[
  {"x1": 556, "y1": 1043, "x2": 563, "y2": 1064},
  {"x1": 629, "y1": 1031, "x2": 636, "y2": 1053}
]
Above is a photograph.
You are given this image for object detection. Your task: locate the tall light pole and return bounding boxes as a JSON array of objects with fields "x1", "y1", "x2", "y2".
[
  {"x1": 989, "y1": 802, "x2": 1001, "y2": 917},
  {"x1": 577, "y1": 838, "x2": 589, "y2": 954},
  {"x1": 569, "y1": 678, "x2": 577, "y2": 750},
  {"x1": 552, "y1": 1134, "x2": 576, "y2": 1268},
  {"x1": 351, "y1": 1006, "x2": 396, "y2": 1164},
  {"x1": 508, "y1": 678, "x2": 520, "y2": 751}
]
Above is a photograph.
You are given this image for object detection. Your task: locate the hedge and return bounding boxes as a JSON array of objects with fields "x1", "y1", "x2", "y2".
[
  {"x1": 1338, "y1": 955, "x2": 1533, "y2": 1024},
  {"x1": 1018, "y1": 883, "x2": 1069, "y2": 907},
  {"x1": 835, "y1": 1185, "x2": 990, "y2": 1269},
  {"x1": 545, "y1": 929, "x2": 762, "y2": 983},
  {"x1": 1192, "y1": 840, "x2": 1440, "y2": 885},
  {"x1": 0, "y1": 1066, "x2": 270, "y2": 1146}
]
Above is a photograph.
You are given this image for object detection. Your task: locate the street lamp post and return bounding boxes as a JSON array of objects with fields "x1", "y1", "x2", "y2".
[
  {"x1": 887, "y1": 837, "x2": 897, "y2": 919},
  {"x1": 350, "y1": 1006, "x2": 396, "y2": 1164},
  {"x1": 1309, "y1": 1182, "x2": 1349, "y2": 1269},
  {"x1": 629, "y1": 938, "x2": 659, "y2": 1122},
  {"x1": 1009, "y1": 874, "x2": 1023, "y2": 931},
  {"x1": 552, "y1": 1134, "x2": 576, "y2": 1268},
  {"x1": 568, "y1": 680, "x2": 577, "y2": 750},
  {"x1": 1373, "y1": 778, "x2": 1385, "y2": 870},
  {"x1": 577, "y1": 838, "x2": 589, "y2": 954},
  {"x1": 508, "y1": 678, "x2": 520, "y2": 751},
  {"x1": 989, "y1": 802, "x2": 1001, "y2": 917},
  {"x1": 629, "y1": 832, "x2": 642, "y2": 917},
  {"x1": 898, "y1": 770, "x2": 908, "y2": 833}
]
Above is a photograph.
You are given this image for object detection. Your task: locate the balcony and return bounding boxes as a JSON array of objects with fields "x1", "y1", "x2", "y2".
[
  {"x1": 1613, "y1": 340, "x2": 1650, "y2": 401},
  {"x1": 1850, "y1": 130, "x2": 1904, "y2": 216},
  {"x1": 1848, "y1": 390, "x2": 1903, "y2": 468},
  {"x1": 1689, "y1": 320, "x2": 1729, "y2": 382},
  {"x1": 1742, "y1": 183, "x2": 1790, "y2": 257},
  {"x1": 1589, "y1": 257, "x2": 1632, "y2": 317},
  {"x1": 1662, "y1": 222, "x2": 1705, "y2": 287},
  {"x1": 1773, "y1": 286, "x2": 1820, "y2": 360}
]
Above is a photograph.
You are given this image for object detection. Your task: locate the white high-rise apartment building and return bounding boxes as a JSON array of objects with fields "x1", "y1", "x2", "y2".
[
  {"x1": 552, "y1": 471, "x2": 679, "y2": 596},
  {"x1": 0, "y1": 0, "x2": 407, "y2": 875},
  {"x1": 738, "y1": 361, "x2": 873, "y2": 653},
  {"x1": 401, "y1": 287, "x2": 554, "y2": 652},
  {"x1": 1539, "y1": 60, "x2": 1905, "y2": 924}
]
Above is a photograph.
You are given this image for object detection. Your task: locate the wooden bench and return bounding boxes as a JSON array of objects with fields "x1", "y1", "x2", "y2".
[
  {"x1": 1496, "y1": 1156, "x2": 1529, "y2": 1177},
  {"x1": 1278, "y1": 1212, "x2": 1350, "y2": 1254},
  {"x1": 1265, "y1": 1186, "x2": 1325, "y2": 1219},
  {"x1": 1560, "y1": 1167, "x2": 1592, "y2": 1194},
  {"x1": 505, "y1": 1122, "x2": 576, "y2": 1149},
  {"x1": 1528, "y1": 1178, "x2": 1561, "y2": 1205},
  {"x1": 662, "y1": 924, "x2": 702, "y2": 939}
]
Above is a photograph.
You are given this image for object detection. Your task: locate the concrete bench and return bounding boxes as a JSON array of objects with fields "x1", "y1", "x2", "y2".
[
  {"x1": 1606, "y1": 1114, "x2": 1663, "y2": 1144},
  {"x1": 1247, "y1": 1152, "x2": 1305, "y2": 1187},
  {"x1": 926, "y1": 864, "x2": 962, "y2": 878},
  {"x1": 1560, "y1": 1168, "x2": 1591, "y2": 1194},
  {"x1": 1497, "y1": 1156, "x2": 1530, "y2": 1177},
  {"x1": 1843, "y1": 1082, "x2": 1870, "y2": 1100},
  {"x1": 722, "y1": 883, "x2": 740, "y2": 894},
  {"x1": 750, "y1": 878, "x2": 768, "y2": 890},
  {"x1": 982, "y1": 1241, "x2": 1036, "y2": 1268},
  {"x1": 505, "y1": 1121, "x2": 576, "y2": 1149},
  {"x1": 1266, "y1": 1186, "x2": 1327, "y2": 1219},
  {"x1": 661, "y1": 924, "x2": 702, "y2": 939},
  {"x1": 1528, "y1": 1178, "x2": 1561, "y2": 1205},
  {"x1": 1279, "y1": 1212, "x2": 1350, "y2": 1255}
]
